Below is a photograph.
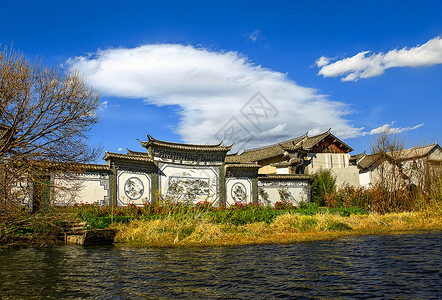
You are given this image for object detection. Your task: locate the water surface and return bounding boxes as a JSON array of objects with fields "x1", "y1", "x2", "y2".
[{"x1": 1, "y1": 231, "x2": 440, "y2": 299}]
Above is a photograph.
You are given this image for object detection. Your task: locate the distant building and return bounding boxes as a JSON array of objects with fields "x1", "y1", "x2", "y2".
[
  {"x1": 353, "y1": 143, "x2": 442, "y2": 189},
  {"x1": 226, "y1": 129, "x2": 360, "y2": 187}
]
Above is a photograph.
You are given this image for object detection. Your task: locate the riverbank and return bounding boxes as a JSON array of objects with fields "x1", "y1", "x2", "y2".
[
  {"x1": 2, "y1": 202, "x2": 440, "y2": 249},
  {"x1": 112, "y1": 210, "x2": 441, "y2": 248}
]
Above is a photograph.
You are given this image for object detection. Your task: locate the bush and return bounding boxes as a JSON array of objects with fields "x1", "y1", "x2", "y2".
[
  {"x1": 274, "y1": 201, "x2": 297, "y2": 210},
  {"x1": 311, "y1": 169, "x2": 336, "y2": 206},
  {"x1": 68, "y1": 200, "x2": 368, "y2": 230},
  {"x1": 324, "y1": 184, "x2": 370, "y2": 208}
]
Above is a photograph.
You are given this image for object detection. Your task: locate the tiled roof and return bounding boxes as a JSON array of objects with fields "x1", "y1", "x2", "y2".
[
  {"x1": 282, "y1": 129, "x2": 353, "y2": 153},
  {"x1": 224, "y1": 154, "x2": 245, "y2": 163},
  {"x1": 350, "y1": 152, "x2": 366, "y2": 161},
  {"x1": 225, "y1": 163, "x2": 262, "y2": 168},
  {"x1": 28, "y1": 161, "x2": 110, "y2": 172},
  {"x1": 258, "y1": 174, "x2": 312, "y2": 180},
  {"x1": 140, "y1": 135, "x2": 231, "y2": 152},
  {"x1": 358, "y1": 143, "x2": 441, "y2": 170},
  {"x1": 103, "y1": 151, "x2": 154, "y2": 163},
  {"x1": 72, "y1": 163, "x2": 110, "y2": 172},
  {"x1": 126, "y1": 149, "x2": 151, "y2": 156},
  {"x1": 229, "y1": 129, "x2": 352, "y2": 163},
  {"x1": 231, "y1": 133, "x2": 308, "y2": 163},
  {"x1": 357, "y1": 154, "x2": 383, "y2": 170},
  {"x1": 391, "y1": 143, "x2": 440, "y2": 161},
  {"x1": 270, "y1": 157, "x2": 301, "y2": 167}
]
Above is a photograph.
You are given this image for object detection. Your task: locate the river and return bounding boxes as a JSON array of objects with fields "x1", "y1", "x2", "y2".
[{"x1": 1, "y1": 231, "x2": 440, "y2": 299}]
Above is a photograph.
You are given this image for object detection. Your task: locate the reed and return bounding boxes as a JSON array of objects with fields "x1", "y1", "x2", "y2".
[{"x1": 112, "y1": 209, "x2": 441, "y2": 248}]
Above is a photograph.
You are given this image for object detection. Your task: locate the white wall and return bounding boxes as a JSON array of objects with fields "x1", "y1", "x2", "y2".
[
  {"x1": 53, "y1": 173, "x2": 109, "y2": 205},
  {"x1": 225, "y1": 178, "x2": 252, "y2": 206},
  {"x1": 117, "y1": 170, "x2": 150, "y2": 206},
  {"x1": 276, "y1": 167, "x2": 289, "y2": 174},
  {"x1": 159, "y1": 163, "x2": 220, "y2": 205},
  {"x1": 359, "y1": 171, "x2": 372, "y2": 188},
  {"x1": 307, "y1": 153, "x2": 360, "y2": 187},
  {"x1": 258, "y1": 180, "x2": 310, "y2": 207}
]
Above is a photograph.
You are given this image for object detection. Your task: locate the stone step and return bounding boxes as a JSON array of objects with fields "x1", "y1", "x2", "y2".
[
  {"x1": 67, "y1": 226, "x2": 86, "y2": 231},
  {"x1": 65, "y1": 231, "x2": 87, "y2": 235}
]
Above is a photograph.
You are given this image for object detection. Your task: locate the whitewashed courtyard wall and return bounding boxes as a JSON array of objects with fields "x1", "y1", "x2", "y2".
[
  {"x1": 158, "y1": 163, "x2": 220, "y2": 205},
  {"x1": 225, "y1": 178, "x2": 253, "y2": 206},
  {"x1": 116, "y1": 170, "x2": 151, "y2": 206},
  {"x1": 53, "y1": 172, "x2": 110, "y2": 205},
  {"x1": 258, "y1": 179, "x2": 310, "y2": 206}
]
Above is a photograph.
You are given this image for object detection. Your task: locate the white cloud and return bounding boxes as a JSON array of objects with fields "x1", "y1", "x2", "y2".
[
  {"x1": 118, "y1": 147, "x2": 123, "y2": 152},
  {"x1": 98, "y1": 100, "x2": 119, "y2": 111},
  {"x1": 67, "y1": 44, "x2": 360, "y2": 150},
  {"x1": 99, "y1": 100, "x2": 108, "y2": 111},
  {"x1": 362, "y1": 122, "x2": 423, "y2": 135},
  {"x1": 248, "y1": 30, "x2": 263, "y2": 42},
  {"x1": 314, "y1": 56, "x2": 330, "y2": 67},
  {"x1": 316, "y1": 36, "x2": 442, "y2": 81}
]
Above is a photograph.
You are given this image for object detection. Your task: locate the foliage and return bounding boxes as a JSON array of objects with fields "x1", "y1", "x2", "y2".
[
  {"x1": 311, "y1": 169, "x2": 336, "y2": 206},
  {"x1": 0, "y1": 45, "x2": 100, "y2": 211},
  {"x1": 364, "y1": 131, "x2": 442, "y2": 213},
  {"x1": 114, "y1": 210, "x2": 442, "y2": 248},
  {"x1": 68, "y1": 200, "x2": 368, "y2": 230},
  {"x1": 325, "y1": 179, "x2": 441, "y2": 214},
  {"x1": 0, "y1": 206, "x2": 65, "y2": 248}
]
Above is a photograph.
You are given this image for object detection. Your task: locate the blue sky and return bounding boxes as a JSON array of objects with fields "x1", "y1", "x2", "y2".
[{"x1": 2, "y1": 0, "x2": 441, "y2": 161}]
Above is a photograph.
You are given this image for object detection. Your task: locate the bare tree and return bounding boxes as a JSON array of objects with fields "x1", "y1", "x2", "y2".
[
  {"x1": 0, "y1": 46, "x2": 100, "y2": 211},
  {"x1": 370, "y1": 131, "x2": 441, "y2": 212}
]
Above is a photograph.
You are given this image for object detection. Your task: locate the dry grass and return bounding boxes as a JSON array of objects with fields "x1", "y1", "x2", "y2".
[{"x1": 112, "y1": 208, "x2": 441, "y2": 248}]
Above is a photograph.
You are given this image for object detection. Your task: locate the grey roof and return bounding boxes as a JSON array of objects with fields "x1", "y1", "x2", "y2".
[
  {"x1": 229, "y1": 133, "x2": 308, "y2": 163},
  {"x1": 126, "y1": 149, "x2": 151, "y2": 157},
  {"x1": 358, "y1": 143, "x2": 441, "y2": 170},
  {"x1": 103, "y1": 151, "x2": 154, "y2": 163},
  {"x1": 140, "y1": 135, "x2": 231, "y2": 152},
  {"x1": 228, "y1": 129, "x2": 352, "y2": 164},
  {"x1": 225, "y1": 163, "x2": 262, "y2": 168},
  {"x1": 357, "y1": 154, "x2": 382, "y2": 170},
  {"x1": 28, "y1": 161, "x2": 110, "y2": 172},
  {"x1": 282, "y1": 129, "x2": 353, "y2": 153},
  {"x1": 350, "y1": 152, "x2": 366, "y2": 161},
  {"x1": 258, "y1": 174, "x2": 312, "y2": 180},
  {"x1": 391, "y1": 143, "x2": 441, "y2": 161},
  {"x1": 270, "y1": 157, "x2": 302, "y2": 167}
]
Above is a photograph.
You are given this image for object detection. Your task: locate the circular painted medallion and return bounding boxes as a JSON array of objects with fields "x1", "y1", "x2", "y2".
[
  {"x1": 124, "y1": 177, "x2": 144, "y2": 200},
  {"x1": 231, "y1": 182, "x2": 247, "y2": 203}
]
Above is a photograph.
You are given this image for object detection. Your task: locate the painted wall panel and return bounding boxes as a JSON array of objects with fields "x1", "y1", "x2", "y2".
[
  {"x1": 225, "y1": 178, "x2": 252, "y2": 206},
  {"x1": 258, "y1": 180, "x2": 310, "y2": 207},
  {"x1": 159, "y1": 163, "x2": 220, "y2": 205},
  {"x1": 117, "y1": 171, "x2": 150, "y2": 206}
]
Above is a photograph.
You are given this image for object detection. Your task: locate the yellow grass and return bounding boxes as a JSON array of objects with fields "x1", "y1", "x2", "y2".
[{"x1": 112, "y1": 210, "x2": 441, "y2": 248}]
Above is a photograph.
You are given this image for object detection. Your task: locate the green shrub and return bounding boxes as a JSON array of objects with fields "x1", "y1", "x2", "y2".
[{"x1": 311, "y1": 169, "x2": 336, "y2": 206}]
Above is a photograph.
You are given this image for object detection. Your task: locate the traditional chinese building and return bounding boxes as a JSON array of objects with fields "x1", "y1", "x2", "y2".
[
  {"x1": 27, "y1": 129, "x2": 442, "y2": 209},
  {"x1": 41, "y1": 133, "x2": 317, "y2": 207}
]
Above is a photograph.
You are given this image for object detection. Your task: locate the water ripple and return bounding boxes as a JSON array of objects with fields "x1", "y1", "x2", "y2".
[{"x1": 1, "y1": 231, "x2": 440, "y2": 299}]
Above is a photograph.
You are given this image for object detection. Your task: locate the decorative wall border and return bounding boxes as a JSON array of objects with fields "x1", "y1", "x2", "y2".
[
  {"x1": 117, "y1": 170, "x2": 151, "y2": 206},
  {"x1": 158, "y1": 163, "x2": 221, "y2": 202},
  {"x1": 226, "y1": 177, "x2": 253, "y2": 205},
  {"x1": 53, "y1": 172, "x2": 110, "y2": 205}
]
